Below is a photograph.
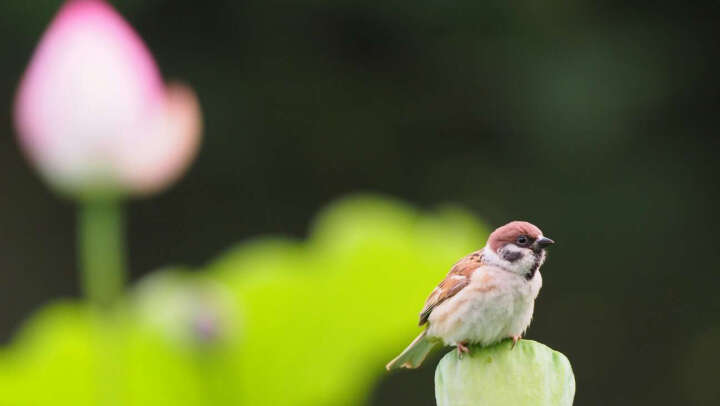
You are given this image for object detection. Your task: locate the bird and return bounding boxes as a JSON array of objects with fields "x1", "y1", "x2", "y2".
[{"x1": 386, "y1": 221, "x2": 554, "y2": 371}]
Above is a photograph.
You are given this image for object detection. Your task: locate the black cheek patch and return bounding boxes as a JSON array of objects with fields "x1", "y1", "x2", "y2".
[{"x1": 503, "y1": 250, "x2": 523, "y2": 262}]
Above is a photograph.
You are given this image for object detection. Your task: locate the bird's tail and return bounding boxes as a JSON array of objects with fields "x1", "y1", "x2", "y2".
[{"x1": 385, "y1": 330, "x2": 439, "y2": 371}]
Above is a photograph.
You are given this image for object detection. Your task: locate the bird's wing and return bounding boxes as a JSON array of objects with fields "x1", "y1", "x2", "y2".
[{"x1": 418, "y1": 250, "x2": 485, "y2": 326}]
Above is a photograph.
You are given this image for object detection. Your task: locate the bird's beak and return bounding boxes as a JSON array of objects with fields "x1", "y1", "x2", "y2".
[{"x1": 535, "y1": 237, "x2": 555, "y2": 249}]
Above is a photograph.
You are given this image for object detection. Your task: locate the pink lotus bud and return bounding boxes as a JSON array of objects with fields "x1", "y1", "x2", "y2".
[{"x1": 14, "y1": 0, "x2": 202, "y2": 198}]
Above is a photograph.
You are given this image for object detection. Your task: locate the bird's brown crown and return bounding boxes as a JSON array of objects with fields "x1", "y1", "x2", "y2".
[{"x1": 487, "y1": 221, "x2": 543, "y2": 252}]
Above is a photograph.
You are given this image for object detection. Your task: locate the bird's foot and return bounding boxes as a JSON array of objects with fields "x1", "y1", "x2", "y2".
[
  {"x1": 456, "y1": 342, "x2": 470, "y2": 358},
  {"x1": 511, "y1": 335, "x2": 521, "y2": 349}
]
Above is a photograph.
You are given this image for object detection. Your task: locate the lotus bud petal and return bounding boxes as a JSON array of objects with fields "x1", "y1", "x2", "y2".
[{"x1": 14, "y1": 0, "x2": 202, "y2": 198}]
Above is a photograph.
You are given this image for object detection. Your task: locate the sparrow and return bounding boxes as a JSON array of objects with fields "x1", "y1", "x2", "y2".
[{"x1": 386, "y1": 221, "x2": 554, "y2": 370}]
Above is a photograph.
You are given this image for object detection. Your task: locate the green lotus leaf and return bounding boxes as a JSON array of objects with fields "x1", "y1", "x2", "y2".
[
  {"x1": 0, "y1": 292, "x2": 240, "y2": 405},
  {"x1": 207, "y1": 195, "x2": 488, "y2": 405},
  {"x1": 0, "y1": 195, "x2": 489, "y2": 405},
  {"x1": 0, "y1": 301, "x2": 96, "y2": 405}
]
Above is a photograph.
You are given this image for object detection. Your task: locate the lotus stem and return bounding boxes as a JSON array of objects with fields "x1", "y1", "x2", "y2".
[{"x1": 78, "y1": 199, "x2": 126, "y2": 308}]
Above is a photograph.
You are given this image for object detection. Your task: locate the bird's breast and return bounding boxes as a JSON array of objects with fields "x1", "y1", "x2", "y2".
[{"x1": 427, "y1": 267, "x2": 541, "y2": 346}]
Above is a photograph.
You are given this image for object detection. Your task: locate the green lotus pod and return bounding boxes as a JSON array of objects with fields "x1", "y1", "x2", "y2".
[{"x1": 435, "y1": 339, "x2": 575, "y2": 406}]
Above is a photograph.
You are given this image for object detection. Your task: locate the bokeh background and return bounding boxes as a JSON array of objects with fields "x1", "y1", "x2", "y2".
[{"x1": 0, "y1": 1, "x2": 719, "y2": 405}]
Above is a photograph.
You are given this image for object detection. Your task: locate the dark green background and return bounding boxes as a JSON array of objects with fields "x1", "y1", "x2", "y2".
[{"x1": 0, "y1": 1, "x2": 718, "y2": 404}]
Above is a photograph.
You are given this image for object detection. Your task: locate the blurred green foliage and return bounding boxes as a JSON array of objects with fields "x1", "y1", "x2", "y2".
[{"x1": 0, "y1": 195, "x2": 488, "y2": 405}]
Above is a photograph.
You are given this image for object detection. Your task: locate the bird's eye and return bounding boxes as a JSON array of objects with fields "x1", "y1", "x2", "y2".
[{"x1": 516, "y1": 235, "x2": 530, "y2": 246}]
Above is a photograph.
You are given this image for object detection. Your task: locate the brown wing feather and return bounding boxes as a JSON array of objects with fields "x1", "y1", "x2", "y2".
[{"x1": 418, "y1": 250, "x2": 484, "y2": 325}]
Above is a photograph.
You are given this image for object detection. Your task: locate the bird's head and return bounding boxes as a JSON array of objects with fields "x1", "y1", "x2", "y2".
[{"x1": 483, "y1": 221, "x2": 554, "y2": 278}]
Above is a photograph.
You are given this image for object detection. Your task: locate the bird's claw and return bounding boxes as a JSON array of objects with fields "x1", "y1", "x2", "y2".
[
  {"x1": 511, "y1": 335, "x2": 521, "y2": 349},
  {"x1": 456, "y1": 342, "x2": 470, "y2": 358}
]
